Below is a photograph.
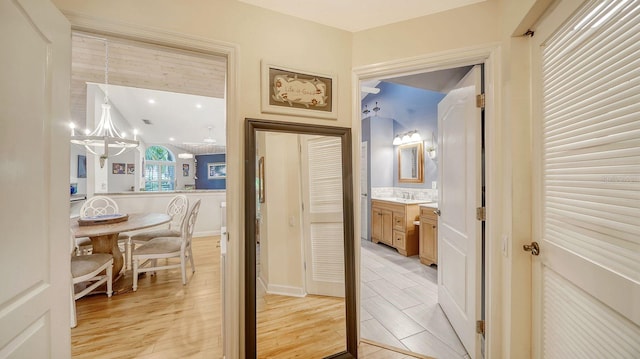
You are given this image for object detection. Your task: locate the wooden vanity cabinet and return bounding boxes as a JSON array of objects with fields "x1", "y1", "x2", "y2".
[
  {"x1": 371, "y1": 200, "x2": 420, "y2": 256},
  {"x1": 419, "y1": 206, "x2": 438, "y2": 265}
]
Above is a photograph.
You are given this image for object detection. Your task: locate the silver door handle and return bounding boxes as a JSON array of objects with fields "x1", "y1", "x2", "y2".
[{"x1": 434, "y1": 209, "x2": 441, "y2": 216}]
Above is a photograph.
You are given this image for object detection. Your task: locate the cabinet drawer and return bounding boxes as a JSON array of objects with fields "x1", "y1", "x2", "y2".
[
  {"x1": 420, "y1": 207, "x2": 438, "y2": 220},
  {"x1": 393, "y1": 212, "x2": 405, "y2": 230},
  {"x1": 393, "y1": 230, "x2": 406, "y2": 250}
]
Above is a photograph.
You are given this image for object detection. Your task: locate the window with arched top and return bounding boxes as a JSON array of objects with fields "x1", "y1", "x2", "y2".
[{"x1": 144, "y1": 146, "x2": 176, "y2": 191}]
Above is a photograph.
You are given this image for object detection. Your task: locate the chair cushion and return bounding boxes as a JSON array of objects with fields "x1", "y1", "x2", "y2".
[
  {"x1": 131, "y1": 229, "x2": 180, "y2": 243},
  {"x1": 71, "y1": 254, "x2": 113, "y2": 278},
  {"x1": 76, "y1": 237, "x2": 92, "y2": 247},
  {"x1": 133, "y1": 237, "x2": 182, "y2": 255}
]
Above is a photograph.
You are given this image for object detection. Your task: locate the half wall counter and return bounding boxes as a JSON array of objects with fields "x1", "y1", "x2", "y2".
[{"x1": 100, "y1": 190, "x2": 226, "y2": 237}]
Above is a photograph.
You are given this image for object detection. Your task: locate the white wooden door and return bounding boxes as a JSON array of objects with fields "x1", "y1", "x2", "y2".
[
  {"x1": 437, "y1": 65, "x2": 482, "y2": 358},
  {"x1": 361, "y1": 141, "x2": 369, "y2": 240},
  {"x1": 301, "y1": 135, "x2": 345, "y2": 297},
  {"x1": 0, "y1": 0, "x2": 71, "y2": 357},
  {"x1": 531, "y1": 0, "x2": 640, "y2": 358}
]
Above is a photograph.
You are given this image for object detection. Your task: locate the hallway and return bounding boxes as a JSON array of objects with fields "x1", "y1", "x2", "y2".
[{"x1": 361, "y1": 239, "x2": 470, "y2": 359}]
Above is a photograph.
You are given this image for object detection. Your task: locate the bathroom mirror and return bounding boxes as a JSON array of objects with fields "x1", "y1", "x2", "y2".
[
  {"x1": 245, "y1": 118, "x2": 357, "y2": 358},
  {"x1": 398, "y1": 142, "x2": 424, "y2": 183}
]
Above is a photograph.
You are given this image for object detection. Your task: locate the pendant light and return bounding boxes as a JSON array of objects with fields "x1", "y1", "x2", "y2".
[{"x1": 70, "y1": 38, "x2": 139, "y2": 168}]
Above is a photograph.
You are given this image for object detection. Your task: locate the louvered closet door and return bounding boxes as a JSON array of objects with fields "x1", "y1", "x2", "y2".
[
  {"x1": 531, "y1": 0, "x2": 640, "y2": 358},
  {"x1": 301, "y1": 135, "x2": 345, "y2": 297}
]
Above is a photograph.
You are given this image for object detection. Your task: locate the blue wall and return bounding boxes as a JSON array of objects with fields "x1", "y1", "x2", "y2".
[
  {"x1": 362, "y1": 82, "x2": 445, "y2": 189},
  {"x1": 195, "y1": 153, "x2": 226, "y2": 189}
]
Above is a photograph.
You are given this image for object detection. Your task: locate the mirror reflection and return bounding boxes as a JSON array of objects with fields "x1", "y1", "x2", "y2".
[
  {"x1": 398, "y1": 142, "x2": 424, "y2": 183},
  {"x1": 245, "y1": 119, "x2": 357, "y2": 359},
  {"x1": 256, "y1": 132, "x2": 345, "y2": 357}
]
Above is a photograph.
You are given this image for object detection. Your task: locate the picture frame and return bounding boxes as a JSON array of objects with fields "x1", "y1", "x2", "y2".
[
  {"x1": 112, "y1": 163, "x2": 125, "y2": 175},
  {"x1": 183, "y1": 163, "x2": 189, "y2": 177},
  {"x1": 77, "y1": 155, "x2": 87, "y2": 178},
  {"x1": 126, "y1": 163, "x2": 135, "y2": 175},
  {"x1": 258, "y1": 156, "x2": 265, "y2": 203},
  {"x1": 208, "y1": 162, "x2": 226, "y2": 179},
  {"x1": 261, "y1": 61, "x2": 337, "y2": 119}
]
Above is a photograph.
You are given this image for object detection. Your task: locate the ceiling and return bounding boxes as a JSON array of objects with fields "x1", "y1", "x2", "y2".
[
  {"x1": 72, "y1": 33, "x2": 227, "y2": 155},
  {"x1": 236, "y1": 0, "x2": 486, "y2": 32}
]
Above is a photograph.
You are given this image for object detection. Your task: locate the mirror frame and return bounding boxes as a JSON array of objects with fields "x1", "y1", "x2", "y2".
[
  {"x1": 244, "y1": 118, "x2": 357, "y2": 358},
  {"x1": 398, "y1": 142, "x2": 424, "y2": 183}
]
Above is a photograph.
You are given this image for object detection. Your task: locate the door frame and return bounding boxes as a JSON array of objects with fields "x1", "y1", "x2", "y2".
[
  {"x1": 61, "y1": 12, "x2": 240, "y2": 359},
  {"x1": 352, "y1": 44, "x2": 503, "y2": 359}
]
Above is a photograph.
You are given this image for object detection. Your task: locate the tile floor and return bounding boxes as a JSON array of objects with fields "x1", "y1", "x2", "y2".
[{"x1": 360, "y1": 239, "x2": 470, "y2": 359}]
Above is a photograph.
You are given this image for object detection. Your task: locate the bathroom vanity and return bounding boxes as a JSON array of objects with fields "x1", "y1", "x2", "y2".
[{"x1": 371, "y1": 198, "x2": 424, "y2": 256}]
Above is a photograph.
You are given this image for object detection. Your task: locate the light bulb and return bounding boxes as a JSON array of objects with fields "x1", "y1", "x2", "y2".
[{"x1": 410, "y1": 131, "x2": 421, "y2": 142}]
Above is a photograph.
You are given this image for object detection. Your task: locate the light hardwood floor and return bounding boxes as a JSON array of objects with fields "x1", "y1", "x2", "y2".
[{"x1": 72, "y1": 236, "x2": 424, "y2": 358}]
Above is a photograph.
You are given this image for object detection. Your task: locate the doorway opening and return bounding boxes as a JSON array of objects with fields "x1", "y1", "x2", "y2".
[
  {"x1": 69, "y1": 30, "x2": 229, "y2": 357},
  {"x1": 358, "y1": 61, "x2": 489, "y2": 359}
]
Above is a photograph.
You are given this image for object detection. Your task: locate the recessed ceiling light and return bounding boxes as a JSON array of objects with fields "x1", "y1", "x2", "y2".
[
  {"x1": 169, "y1": 137, "x2": 175, "y2": 141},
  {"x1": 148, "y1": 99, "x2": 156, "y2": 104},
  {"x1": 195, "y1": 103, "x2": 202, "y2": 109}
]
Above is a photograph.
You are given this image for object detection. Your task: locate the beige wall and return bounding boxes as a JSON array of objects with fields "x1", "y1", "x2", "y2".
[
  {"x1": 352, "y1": 0, "x2": 501, "y2": 67},
  {"x1": 263, "y1": 133, "x2": 304, "y2": 293}
]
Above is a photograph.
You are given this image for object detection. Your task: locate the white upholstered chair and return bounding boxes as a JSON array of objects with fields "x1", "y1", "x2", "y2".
[
  {"x1": 129, "y1": 194, "x2": 189, "y2": 250},
  {"x1": 132, "y1": 199, "x2": 201, "y2": 291},
  {"x1": 77, "y1": 196, "x2": 130, "y2": 268},
  {"x1": 70, "y1": 230, "x2": 113, "y2": 328}
]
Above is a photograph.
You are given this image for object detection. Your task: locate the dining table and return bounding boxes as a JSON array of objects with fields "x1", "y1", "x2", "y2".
[{"x1": 71, "y1": 212, "x2": 171, "y2": 293}]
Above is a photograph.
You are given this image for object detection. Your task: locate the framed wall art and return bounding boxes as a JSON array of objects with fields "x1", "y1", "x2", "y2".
[
  {"x1": 112, "y1": 163, "x2": 125, "y2": 174},
  {"x1": 77, "y1": 155, "x2": 87, "y2": 178},
  {"x1": 208, "y1": 162, "x2": 226, "y2": 179},
  {"x1": 261, "y1": 61, "x2": 337, "y2": 119}
]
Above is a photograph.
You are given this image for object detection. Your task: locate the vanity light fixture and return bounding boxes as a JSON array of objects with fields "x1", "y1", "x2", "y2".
[
  {"x1": 70, "y1": 38, "x2": 139, "y2": 168},
  {"x1": 393, "y1": 130, "x2": 422, "y2": 146}
]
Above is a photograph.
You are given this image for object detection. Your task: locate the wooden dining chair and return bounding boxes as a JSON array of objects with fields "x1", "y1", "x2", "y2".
[
  {"x1": 70, "y1": 230, "x2": 113, "y2": 328},
  {"x1": 77, "y1": 196, "x2": 130, "y2": 269},
  {"x1": 129, "y1": 194, "x2": 189, "y2": 251},
  {"x1": 132, "y1": 200, "x2": 201, "y2": 291}
]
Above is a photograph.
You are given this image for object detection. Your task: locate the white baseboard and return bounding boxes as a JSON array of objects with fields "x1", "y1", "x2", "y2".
[{"x1": 266, "y1": 284, "x2": 306, "y2": 297}]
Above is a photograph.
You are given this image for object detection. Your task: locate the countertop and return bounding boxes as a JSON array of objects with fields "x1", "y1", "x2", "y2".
[
  {"x1": 419, "y1": 202, "x2": 439, "y2": 209},
  {"x1": 371, "y1": 197, "x2": 434, "y2": 205}
]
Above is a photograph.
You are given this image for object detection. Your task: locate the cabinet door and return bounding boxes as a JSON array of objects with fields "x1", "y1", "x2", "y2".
[
  {"x1": 420, "y1": 218, "x2": 438, "y2": 265},
  {"x1": 371, "y1": 207, "x2": 382, "y2": 243},
  {"x1": 380, "y1": 209, "x2": 393, "y2": 245}
]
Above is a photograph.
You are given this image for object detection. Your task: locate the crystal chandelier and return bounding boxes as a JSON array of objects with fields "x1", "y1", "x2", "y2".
[{"x1": 70, "y1": 38, "x2": 139, "y2": 168}]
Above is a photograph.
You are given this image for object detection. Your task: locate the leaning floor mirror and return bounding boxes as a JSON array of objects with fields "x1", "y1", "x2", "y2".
[{"x1": 245, "y1": 119, "x2": 357, "y2": 358}]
